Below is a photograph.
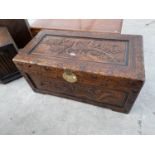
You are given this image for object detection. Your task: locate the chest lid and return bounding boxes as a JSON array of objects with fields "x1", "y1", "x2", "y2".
[{"x1": 14, "y1": 30, "x2": 145, "y2": 81}]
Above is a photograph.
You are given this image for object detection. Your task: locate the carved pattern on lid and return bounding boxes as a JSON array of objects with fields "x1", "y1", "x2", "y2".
[{"x1": 29, "y1": 35, "x2": 129, "y2": 66}]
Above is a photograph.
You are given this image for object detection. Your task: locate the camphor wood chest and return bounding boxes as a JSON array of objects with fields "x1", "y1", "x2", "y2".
[
  {"x1": 13, "y1": 30, "x2": 145, "y2": 113},
  {"x1": 0, "y1": 27, "x2": 21, "y2": 83}
]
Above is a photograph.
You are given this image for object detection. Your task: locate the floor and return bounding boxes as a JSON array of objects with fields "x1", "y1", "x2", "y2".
[{"x1": 0, "y1": 19, "x2": 155, "y2": 135}]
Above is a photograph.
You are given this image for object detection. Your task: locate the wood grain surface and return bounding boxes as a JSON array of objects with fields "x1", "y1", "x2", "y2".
[
  {"x1": 30, "y1": 19, "x2": 123, "y2": 36},
  {"x1": 13, "y1": 30, "x2": 145, "y2": 113},
  {"x1": 0, "y1": 19, "x2": 32, "y2": 48},
  {"x1": 0, "y1": 27, "x2": 21, "y2": 83}
]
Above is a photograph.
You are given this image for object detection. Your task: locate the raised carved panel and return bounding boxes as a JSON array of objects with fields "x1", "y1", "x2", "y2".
[
  {"x1": 30, "y1": 35, "x2": 129, "y2": 65},
  {"x1": 26, "y1": 73, "x2": 128, "y2": 107}
]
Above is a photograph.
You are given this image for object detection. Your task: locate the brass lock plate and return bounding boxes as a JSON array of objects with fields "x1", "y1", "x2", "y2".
[{"x1": 62, "y1": 69, "x2": 77, "y2": 83}]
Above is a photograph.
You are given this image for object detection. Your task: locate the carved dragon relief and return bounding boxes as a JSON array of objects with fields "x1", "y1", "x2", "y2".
[
  {"x1": 26, "y1": 73, "x2": 128, "y2": 107},
  {"x1": 40, "y1": 78, "x2": 127, "y2": 106},
  {"x1": 32, "y1": 36, "x2": 128, "y2": 65}
]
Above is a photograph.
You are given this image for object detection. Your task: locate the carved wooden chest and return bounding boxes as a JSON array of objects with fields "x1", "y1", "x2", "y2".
[
  {"x1": 0, "y1": 27, "x2": 21, "y2": 83},
  {"x1": 13, "y1": 30, "x2": 145, "y2": 113}
]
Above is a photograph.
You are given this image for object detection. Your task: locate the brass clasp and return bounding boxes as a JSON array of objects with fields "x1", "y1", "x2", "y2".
[{"x1": 62, "y1": 69, "x2": 77, "y2": 83}]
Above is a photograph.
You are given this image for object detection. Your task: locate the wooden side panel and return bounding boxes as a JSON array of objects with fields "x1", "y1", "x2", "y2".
[
  {"x1": 14, "y1": 61, "x2": 144, "y2": 113},
  {"x1": 25, "y1": 72, "x2": 128, "y2": 107},
  {"x1": 0, "y1": 19, "x2": 32, "y2": 48},
  {"x1": 0, "y1": 44, "x2": 21, "y2": 83},
  {"x1": 0, "y1": 28, "x2": 21, "y2": 83}
]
